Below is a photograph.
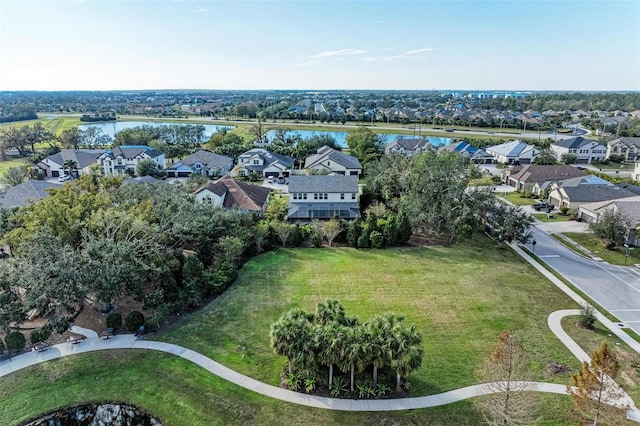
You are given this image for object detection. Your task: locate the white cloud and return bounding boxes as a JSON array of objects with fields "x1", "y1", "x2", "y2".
[
  {"x1": 310, "y1": 49, "x2": 366, "y2": 59},
  {"x1": 405, "y1": 48, "x2": 433, "y2": 55}
]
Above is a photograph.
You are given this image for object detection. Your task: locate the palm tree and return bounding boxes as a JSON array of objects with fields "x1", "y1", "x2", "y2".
[
  {"x1": 368, "y1": 316, "x2": 393, "y2": 387},
  {"x1": 63, "y1": 159, "x2": 78, "y2": 179},
  {"x1": 390, "y1": 321, "x2": 423, "y2": 392},
  {"x1": 270, "y1": 308, "x2": 312, "y2": 374},
  {"x1": 340, "y1": 326, "x2": 368, "y2": 392},
  {"x1": 316, "y1": 322, "x2": 343, "y2": 387}
]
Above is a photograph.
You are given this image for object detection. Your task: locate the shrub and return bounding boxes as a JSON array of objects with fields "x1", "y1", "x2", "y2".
[
  {"x1": 560, "y1": 206, "x2": 569, "y2": 215},
  {"x1": 347, "y1": 219, "x2": 362, "y2": 248},
  {"x1": 124, "y1": 311, "x2": 145, "y2": 332},
  {"x1": 29, "y1": 328, "x2": 50, "y2": 344},
  {"x1": 331, "y1": 377, "x2": 347, "y2": 397},
  {"x1": 5, "y1": 331, "x2": 26, "y2": 353},
  {"x1": 106, "y1": 313, "x2": 122, "y2": 330},
  {"x1": 567, "y1": 208, "x2": 578, "y2": 220},
  {"x1": 579, "y1": 304, "x2": 597, "y2": 330},
  {"x1": 0, "y1": 338, "x2": 5, "y2": 353},
  {"x1": 370, "y1": 231, "x2": 385, "y2": 248},
  {"x1": 357, "y1": 234, "x2": 370, "y2": 249}
]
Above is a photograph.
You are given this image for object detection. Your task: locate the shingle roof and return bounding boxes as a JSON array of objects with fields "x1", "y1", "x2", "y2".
[
  {"x1": 606, "y1": 137, "x2": 640, "y2": 148},
  {"x1": 562, "y1": 185, "x2": 637, "y2": 203},
  {"x1": 197, "y1": 176, "x2": 271, "y2": 211},
  {"x1": 289, "y1": 175, "x2": 359, "y2": 193},
  {"x1": 304, "y1": 146, "x2": 362, "y2": 170},
  {"x1": 509, "y1": 165, "x2": 587, "y2": 183},
  {"x1": 552, "y1": 136, "x2": 598, "y2": 149},
  {"x1": 47, "y1": 149, "x2": 103, "y2": 169},
  {"x1": 238, "y1": 148, "x2": 293, "y2": 170},
  {"x1": 174, "y1": 150, "x2": 232, "y2": 170},
  {"x1": 486, "y1": 140, "x2": 536, "y2": 157},
  {"x1": 105, "y1": 145, "x2": 164, "y2": 160},
  {"x1": 1, "y1": 180, "x2": 61, "y2": 208}
]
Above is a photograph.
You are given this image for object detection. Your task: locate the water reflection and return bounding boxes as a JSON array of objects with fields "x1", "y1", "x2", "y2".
[{"x1": 24, "y1": 403, "x2": 161, "y2": 426}]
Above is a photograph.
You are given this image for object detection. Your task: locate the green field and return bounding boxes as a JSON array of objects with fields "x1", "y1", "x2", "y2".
[
  {"x1": 563, "y1": 232, "x2": 640, "y2": 265},
  {"x1": 499, "y1": 192, "x2": 539, "y2": 206},
  {"x1": 156, "y1": 241, "x2": 580, "y2": 397},
  {"x1": 0, "y1": 239, "x2": 591, "y2": 425},
  {"x1": 0, "y1": 158, "x2": 29, "y2": 175}
]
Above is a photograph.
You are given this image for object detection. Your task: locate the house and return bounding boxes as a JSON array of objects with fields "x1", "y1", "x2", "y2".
[
  {"x1": 578, "y1": 197, "x2": 640, "y2": 245},
  {"x1": 548, "y1": 183, "x2": 637, "y2": 210},
  {"x1": 1, "y1": 180, "x2": 61, "y2": 208},
  {"x1": 37, "y1": 149, "x2": 103, "y2": 178},
  {"x1": 193, "y1": 176, "x2": 272, "y2": 215},
  {"x1": 503, "y1": 165, "x2": 587, "y2": 193},
  {"x1": 99, "y1": 145, "x2": 165, "y2": 176},
  {"x1": 232, "y1": 148, "x2": 293, "y2": 178},
  {"x1": 385, "y1": 138, "x2": 432, "y2": 157},
  {"x1": 304, "y1": 145, "x2": 362, "y2": 176},
  {"x1": 287, "y1": 175, "x2": 360, "y2": 222},
  {"x1": 606, "y1": 137, "x2": 640, "y2": 162},
  {"x1": 438, "y1": 141, "x2": 493, "y2": 164},
  {"x1": 485, "y1": 140, "x2": 539, "y2": 164},
  {"x1": 166, "y1": 150, "x2": 233, "y2": 178},
  {"x1": 550, "y1": 137, "x2": 606, "y2": 164}
]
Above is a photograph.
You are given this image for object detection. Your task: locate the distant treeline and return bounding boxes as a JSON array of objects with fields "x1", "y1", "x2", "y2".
[
  {"x1": 80, "y1": 113, "x2": 117, "y2": 122},
  {"x1": 0, "y1": 104, "x2": 37, "y2": 123}
]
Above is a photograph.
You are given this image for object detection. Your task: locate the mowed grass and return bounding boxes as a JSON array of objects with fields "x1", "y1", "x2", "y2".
[
  {"x1": 156, "y1": 240, "x2": 580, "y2": 397},
  {"x1": 563, "y1": 232, "x2": 640, "y2": 265},
  {"x1": 0, "y1": 116, "x2": 82, "y2": 138},
  {"x1": 499, "y1": 192, "x2": 539, "y2": 206},
  {"x1": 0, "y1": 350, "x2": 582, "y2": 426},
  {"x1": 0, "y1": 158, "x2": 29, "y2": 175}
]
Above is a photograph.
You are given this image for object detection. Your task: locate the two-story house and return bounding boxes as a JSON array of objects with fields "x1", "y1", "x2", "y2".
[
  {"x1": 606, "y1": 137, "x2": 640, "y2": 162},
  {"x1": 384, "y1": 138, "x2": 432, "y2": 157},
  {"x1": 99, "y1": 145, "x2": 165, "y2": 176},
  {"x1": 166, "y1": 150, "x2": 233, "y2": 178},
  {"x1": 37, "y1": 149, "x2": 103, "y2": 178},
  {"x1": 550, "y1": 137, "x2": 606, "y2": 164},
  {"x1": 233, "y1": 148, "x2": 293, "y2": 178},
  {"x1": 303, "y1": 145, "x2": 362, "y2": 176},
  {"x1": 193, "y1": 176, "x2": 272, "y2": 215},
  {"x1": 287, "y1": 175, "x2": 360, "y2": 222}
]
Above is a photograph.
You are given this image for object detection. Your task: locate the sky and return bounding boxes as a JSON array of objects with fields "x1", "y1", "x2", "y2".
[{"x1": 0, "y1": 0, "x2": 639, "y2": 91}]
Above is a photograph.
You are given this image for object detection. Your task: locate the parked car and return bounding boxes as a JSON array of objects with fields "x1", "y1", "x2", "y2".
[
  {"x1": 58, "y1": 174, "x2": 71, "y2": 182},
  {"x1": 532, "y1": 201, "x2": 554, "y2": 212}
]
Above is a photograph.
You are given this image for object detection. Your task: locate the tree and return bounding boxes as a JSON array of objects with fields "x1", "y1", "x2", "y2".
[
  {"x1": 24, "y1": 123, "x2": 54, "y2": 154},
  {"x1": 0, "y1": 166, "x2": 29, "y2": 187},
  {"x1": 390, "y1": 318, "x2": 423, "y2": 392},
  {"x1": 533, "y1": 148, "x2": 557, "y2": 165},
  {"x1": 5, "y1": 331, "x2": 25, "y2": 354},
  {"x1": 63, "y1": 159, "x2": 78, "y2": 178},
  {"x1": 321, "y1": 219, "x2": 343, "y2": 247},
  {"x1": 272, "y1": 221, "x2": 292, "y2": 247},
  {"x1": 264, "y1": 196, "x2": 288, "y2": 221},
  {"x1": 486, "y1": 204, "x2": 534, "y2": 248},
  {"x1": 345, "y1": 126, "x2": 383, "y2": 164},
  {"x1": 561, "y1": 153, "x2": 578, "y2": 164},
  {"x1": 253, "y1": 221, "x2": 270, "y2": 253},
  {"x1": 136, "y1": 158, "x2": 160, "y2": 177},
  {"x1": 477, "y1": 330, "x2": 537, "y2": 426},
  {"x1": 568, "y1": 342, "x2": 626, "y2": 425},
  {"x1": 125, "y1": 311, "x2": 145, "y2": 332},
  {"x1": 217, "y1": 235, "x2": 245, "y2": 263},
  {"x1": 58, "y1": 128, "x2": 81, "y2": 150},
  {"x1": 589, "y1": 207, "x2": 629, "y2": 249}
]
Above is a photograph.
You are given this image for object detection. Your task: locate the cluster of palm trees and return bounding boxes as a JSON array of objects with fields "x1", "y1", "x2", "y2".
[{"x1": 270, "y1": 300, "x2": 423, "y2": 395}]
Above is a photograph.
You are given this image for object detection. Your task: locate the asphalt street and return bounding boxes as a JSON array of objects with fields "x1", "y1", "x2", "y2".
[{"x1": 528, "y1": 228, "x2": 640, "y2": 335}]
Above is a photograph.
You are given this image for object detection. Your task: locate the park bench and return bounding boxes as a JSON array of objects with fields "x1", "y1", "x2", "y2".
[
  {"x1": 68, "y1": 336, "x2": 86, "y2": 345},
  {"x1": 33, "y1": 342, "x2": 50, "y2": 352},
  {"x1": 100, "y1": 331, "x2": 113, "y2": 340}
]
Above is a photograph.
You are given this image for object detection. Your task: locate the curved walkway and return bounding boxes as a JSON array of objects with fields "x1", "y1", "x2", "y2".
[{"x1": 0, "y1": 309, "x2": 637, "y2": 417}]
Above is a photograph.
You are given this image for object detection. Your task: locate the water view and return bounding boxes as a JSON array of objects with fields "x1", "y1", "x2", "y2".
[
  {"x1": 264, "y1": 129, "x2": 451, "y2": 147},
  {"x1": 24, "y1": 403, "x2": 161, "y2": 426},
  {"x1": 78, "y1": 121, "x2": 234, "y2": 140}
]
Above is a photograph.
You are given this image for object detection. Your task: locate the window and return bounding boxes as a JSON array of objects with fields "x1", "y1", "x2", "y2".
[
  {"x1": 204, "y1": 196, "x2": 212, "y2": 204},
  {"x1": 324, "y1": 193, "x2": 328, "y2": 200},
  {"x1": 117, "y1": 158, "x2": 123, "y2": 165},
  {"x1": 293, "y1": 193, "x2": 298, "y2": 200},
  {"x1": 352, "y1": 193, "x2": 356, "y2": 200},
  {"x1": 303, "y1": 193, "x2": 307, "y2": 200},
  {"x1": 253, "y1": 159, "x2": 260, "y2": 165},
  {"x1": 340, "y1": 193, "x2": 344, "y2": 200},
  {"x1": 314, "y1": 193, "x2": 318, "y2": 200}
]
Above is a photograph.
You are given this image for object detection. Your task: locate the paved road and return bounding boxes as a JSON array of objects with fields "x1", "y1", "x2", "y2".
[{"x1": 528, "y1": 228, "x2": 640, "y2": 335}]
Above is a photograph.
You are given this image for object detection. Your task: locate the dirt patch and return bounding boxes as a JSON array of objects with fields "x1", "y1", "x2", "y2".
[{"x1": 547, "y1": 362, "x2": 571, "y2": 375}]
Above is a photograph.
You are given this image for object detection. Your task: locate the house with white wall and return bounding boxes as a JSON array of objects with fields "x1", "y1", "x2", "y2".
[
  {"x1": 166, "y1": 150, "x2": 233, "y2": 178},
  {"x1": 550, "y1": 137, "x2": 606, "y2": 164},
  {"x1": 99, "y1": 145, "x2": 165, "y2": 176},
  {"x1": 304, "y1": 145, "x2": 362, "y2": 176},
  {"x1": 233, "y1": 148, "x2": 293, "y2": 178},
  {"x1": 485, "y1": 140, "x2": 538, "y2": 164},
  {"x1": 287, "y1": 175, "x2": 360, "y2": 221},
  {"x1": 37, "y1": 149, "x2": 103, "y2": 178}
]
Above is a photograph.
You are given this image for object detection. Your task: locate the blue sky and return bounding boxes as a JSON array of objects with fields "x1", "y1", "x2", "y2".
[{"x1": 1, "y1": 0, "x2": 639, "y2": 91}]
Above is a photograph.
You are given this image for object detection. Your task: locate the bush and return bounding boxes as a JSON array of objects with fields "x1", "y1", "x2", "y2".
[
  {"x1": 560, "y1": 206, "x2": 569, "y2": 215},
  {"x1": 5, "y1": 331, "x2": 26, "y2": 353},
  {"x1": 579, "y1": 304, "x2": 597, "y2": 330},
  {"x1": 106, "y1": 313, "x2": 122, "y2": 330},
  {"x1": 0, "y1": 338, "x2": 5, "y2": 353},
  {"x1": 370, "y1": 231, "x2": 385, "y2": 248},
  {"x1": 29, "y1": 328, "x2": 51, "y2": 344},
  {"x1": 357, "y1": 234, "x2": 370, "y2": 249},
  {"x1": 124, "y1": 311, "x2": 145, "y2": 332},
  {"x1": 347, "y1": 219, "x2": 362, "y2": 248}
]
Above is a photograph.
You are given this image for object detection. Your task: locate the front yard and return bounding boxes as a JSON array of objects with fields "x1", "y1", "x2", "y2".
[
  {"x1": 563, "y1": 232, "x2": 640, "y2": 265},
  {"x1": 499, "y1": 192, "x2": 539, "y2": 206}
]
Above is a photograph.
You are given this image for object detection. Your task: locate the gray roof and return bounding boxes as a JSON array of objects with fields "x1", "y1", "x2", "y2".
[
  {"x1": 304, "y1": 146, "x2": 362, "y2": 170},
  {"x1": 385, "y1": 138, "x2": 432, "y2": 154},
  {"x1": 196, "y1": 176, "x2": 271, "y2": 212},
  {"x1": 562, "y1": 185, "x2": 637, "y2": 203},
  {"x1": 486, "y1": 140, "x2": 536, "y2": 157},
  {"x1": 104, "y1": 146, "x2": 164, "y2": 160},
  {"x1": 1, "y1": 180, "x2": 61, "y2": 208},
  {"x1": 288, "y1": 175, "x2": 359, "y2": 193},
  {"x1": 508, "y1": 165, "x2": 587, "y2": 183},
  {"x1": 606, "y1": 137, "x2": 640, "y2": 147},
  {"x1": 46, "y1": 149, "x2": 103, "y2": 169},
  {"x1": 172, "y1": 150, "x2": 233, "y2": 170},
  {"x1": 238, "y1": 148, "x2": 293, "y2": 170},
  {"x1": 552, "y1": 136, "x2": 598, "y2": 149}
]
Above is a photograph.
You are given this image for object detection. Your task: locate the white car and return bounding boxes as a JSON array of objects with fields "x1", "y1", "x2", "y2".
[{"x1": 58, "y1": 174, "x2": 70, "y2": 182}]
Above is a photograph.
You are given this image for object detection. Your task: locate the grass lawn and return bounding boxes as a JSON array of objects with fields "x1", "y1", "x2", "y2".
[
  {"x1": 499, "y1": 192, "x2": 539, "y2": 206},
  {"x1": 533, "y1": 213, "x2": 571, "y2": 223},
  {"x1": 0, "y1": 350, "x2": 580, "y2": 426},
  {"x1": 561, "y1": 317, "x2": 640, "y2": 418},
  {"x1": 0, "y1": 158, "x2": 29, "y2": 175},
  {"x1": 157, "y1": 239, "x2": 580, "y2": 398},
  {"x1": 0, "y1": 116, "x2": 82, "y2": 139},
  {"x1": 563, "y1": 232, "x2": 640, "y2": 266}
]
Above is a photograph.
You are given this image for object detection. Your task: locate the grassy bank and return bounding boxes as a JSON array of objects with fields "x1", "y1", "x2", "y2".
[{"x1": 563, "y1": 232, "x2": 640, "y2": 265}]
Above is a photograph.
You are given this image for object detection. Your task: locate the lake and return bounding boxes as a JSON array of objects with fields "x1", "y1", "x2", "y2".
[
  {"x1": 264, "y1": 129, "x2": 451, "y2": 147},
  {"x1": 78, "y1": 121, "x2": 234, "y2": 139}
]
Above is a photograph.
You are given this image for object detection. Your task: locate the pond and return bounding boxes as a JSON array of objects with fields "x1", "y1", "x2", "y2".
[
  {"x1": 24, "y1": 403, "x2": 162, "y2": 426},
  {"x1": 78, "y1": 121, "x2": 234, "y2": 140},
  {"x1": 264, "y1": 129, "x2": 451, "y2": 148}
]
